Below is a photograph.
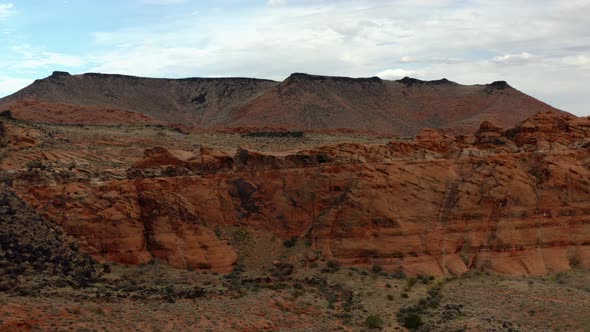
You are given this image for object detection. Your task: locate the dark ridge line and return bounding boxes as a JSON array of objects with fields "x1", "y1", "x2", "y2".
[
  {"x1": 48, "y1": 71, "x2": 278, "y2": 83},
  {"x1": 46, "y1": 71, "x2": 510, "y2": 88},
  {"x1": 286, "y1": 72, "x2": 383, "y2": 83}
]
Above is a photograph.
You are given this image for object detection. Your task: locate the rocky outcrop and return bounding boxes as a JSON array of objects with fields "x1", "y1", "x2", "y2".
[
  {"x1": 9, "y1": 112, "x2": 590, "y2": 275},
  {"x1": 507, "y1": 111, "x2": 590, "y2": 150}
]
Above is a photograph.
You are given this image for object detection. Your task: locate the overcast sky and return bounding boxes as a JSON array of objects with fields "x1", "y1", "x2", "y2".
[{"x1": 0, "y1": 0, "x2": 588, "y2": 115}]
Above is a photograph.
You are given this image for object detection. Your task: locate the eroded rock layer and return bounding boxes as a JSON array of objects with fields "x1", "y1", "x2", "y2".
[{"x1": 5, "y1": 111, "x2": 590, "y2": 275}]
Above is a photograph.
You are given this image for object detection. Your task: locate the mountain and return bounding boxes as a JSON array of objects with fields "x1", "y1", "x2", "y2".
[
  {"x1": 0, "y1": 71, "x2": 278, "y2": 127},
  {"x1": 0, "y1": 71, "x2": 562, "y2": 136}
]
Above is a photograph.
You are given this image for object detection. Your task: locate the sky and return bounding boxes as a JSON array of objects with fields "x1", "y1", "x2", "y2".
[{"x1": 0, "y1": 0, "x2": 588, "y2": 115}]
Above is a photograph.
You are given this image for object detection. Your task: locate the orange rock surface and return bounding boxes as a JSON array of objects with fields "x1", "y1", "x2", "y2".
[{"x1": 7, "y1": 112, "x2": 590, "y2": 275}]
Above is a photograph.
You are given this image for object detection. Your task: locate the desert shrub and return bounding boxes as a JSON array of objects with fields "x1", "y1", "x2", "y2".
[
  {"x1": 231, "y1": 229, "x2": 250, "y2": 244},
  {"x1": 406, "y1": 277, "x2": 417, "y2": 289},
  {"x1": 568, "y1": 255, "x2": 580, "y2": 268},
  {"x1": 364, "y1": 315, "x2": 384, "y2": 329},
  {"x1": 325, "y1": 260, "x2": 341, "y2": 273},
  {"x1": 387, "y1": 294, "x2": 394, "y2": 301},
  {"x1": 214, "y1": 225, "x2": 222, "y2": 239},
  {"x1": 26, "y1": 160, "x2": 43, "y2": 170},
  {"x1": 399, "y1": 312, "x2": 422, "y2": 330},
  {"x1": 0, "y1": 171, "x2": 12, "y2": 186},
  {"x1": 283, "y1": 236, "x2": 298, "y2": 248},
  {"x1": 0, "y1": 110, "x2": 13, "y2": 119},
  {"x1": 371, "y1": 264, "x2": 383, "y2": 274},
  {"x1": 417, "y1": 275, "x2": 431, "y2": 284},
  {"x1": 391, "y1": 271, "x2": 407, "y2": 279},
  {"x1": 272, "y1": 262, "x2": 295, "y2": 277}
]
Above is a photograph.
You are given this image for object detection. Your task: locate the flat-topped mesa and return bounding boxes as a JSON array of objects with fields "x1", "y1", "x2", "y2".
[
  {"x1": 50, "y1": 71, "x2": 71, "y2": 77},
  {"x1": 485, "y1": 80, "x2": 512, "y2": 92},
  {"x1": 79, "y1": 72, "x2": 277, "y2": 84},
  {"x1": 396, "y1": 76, "x2": 458, "y2": 87},
  {"x1": 285, "y1": 72, "x2": 383, "y2": 84},
  {"x1": 0, "y1": 71, "x2": 564, "y2": 136}
]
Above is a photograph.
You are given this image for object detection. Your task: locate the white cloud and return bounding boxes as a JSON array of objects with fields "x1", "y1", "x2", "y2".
[
  {"x1": 9, "y1": 45, "x2": 87, "y2": 69},
  {"x1": 267, "y1": 0, "x2": 287, "y2": 7},
  {"x1": 3, "y1": 1, "x2": 590, "y2": 115},
  {"x1": 76, "y1": 0, "x2": 590, "y2": 115},
  {"x1": 21, "y1": 52, "x2": 87, "y2": 69},
  {"x1": 492, "y1": 52, "x2": 534, "y2": 65},
  {"x1": 0, "y1": 76, "x2": 33, "y2": 97},
  {"x1": 400, "y1": 56, "x2": 414, "y2": 63},
  {"x1": 562, "y1": 55, "x2": 590, "y2": 66},
  {"x1": 0, "y1": 3, "x2": 14, "y2": 20},
  {"x1": 375, "y1": 68, "x2": 424, "y2": 79}
]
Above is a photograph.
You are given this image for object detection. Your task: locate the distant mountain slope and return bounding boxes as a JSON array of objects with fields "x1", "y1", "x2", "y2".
[
  {"x1": 0, "y1": 71, "x2": 563, "y2": 135},
  {"x1": 230, "y1": 74, "x2": 563, "y2": 135},
  {"x1": 0, "y1": 71, "x2": 278, "y2": 126}
]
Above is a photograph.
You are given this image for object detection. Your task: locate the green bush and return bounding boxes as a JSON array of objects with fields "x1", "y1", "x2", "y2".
[
  {"x1": 371, "y1": 264, "x2": 383, "y2": 274},
  {"x1": 214, "y1": 226, "x2": 222, "y2": 239},
  {"x1": 283, "y1": 236, "x2": 298, "y2": 248},
  {"x1": 364, "y1": 315, "x2": 384, "y2": 329},
  {"x1": 400, "y1": 312, "x2": 422, "y2": 330},
  {"x1": 26, "y1": 160, "x2": 43, "y2": 170},
  {"x1": 326, "y1": 260, "x2": 341, "y2": 271}
]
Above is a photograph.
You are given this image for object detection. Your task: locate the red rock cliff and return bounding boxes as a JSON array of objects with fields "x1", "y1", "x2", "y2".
[{"x1": 11, "y1": 112, "x2": 590, "y2": 275}]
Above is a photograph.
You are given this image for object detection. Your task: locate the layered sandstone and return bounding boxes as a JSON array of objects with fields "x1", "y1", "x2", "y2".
[{"x1": 6, "y1": 112, "x2": 590, "y2": 275}]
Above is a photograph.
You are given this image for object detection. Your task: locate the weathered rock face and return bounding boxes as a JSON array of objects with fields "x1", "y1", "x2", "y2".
[{"x1": 10, "y1": 112, "x2": 590, "y2": 275}]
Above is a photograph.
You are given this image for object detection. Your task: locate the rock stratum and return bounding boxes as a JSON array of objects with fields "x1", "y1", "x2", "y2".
[
  {"x1": 2, "y1": 111, "x2": 589, "y2": 276},
  {"x1": 0, "y1": 71, "x2": 562, "y2": 136}
]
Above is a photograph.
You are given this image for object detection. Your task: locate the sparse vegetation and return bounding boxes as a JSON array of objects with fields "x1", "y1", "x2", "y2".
[
  {"x1": 25, "y1": 160, "x2": 43, "y2": 170},
  {"x1": 283, "y1": 236, "x2": 298, "y2": 248},
  {"x1": 364, "y1": 315, "x2": 384, "y2": 329},
  {"x1": 371, "y1": 264, "x2": 383, "y2": 274}
]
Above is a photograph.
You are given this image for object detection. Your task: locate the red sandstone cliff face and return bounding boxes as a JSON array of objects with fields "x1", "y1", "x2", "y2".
[{"x1": 8, "y1": 112, "x2": 590, "y2": 275}]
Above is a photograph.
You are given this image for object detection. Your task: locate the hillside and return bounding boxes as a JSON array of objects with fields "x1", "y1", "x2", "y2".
[
  {"x1": 0, "y1": 71, "x2": 278, "y2": 127},
  {"x1": 0, "y1": 72, "x2": 562, "y2": 136}
]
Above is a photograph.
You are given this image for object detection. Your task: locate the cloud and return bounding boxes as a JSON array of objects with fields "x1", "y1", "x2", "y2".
[
  {"x1": 267, "y1": 0, "x2": 287, "y2": 7},
  {"x1": 75, "y1": 0, "x2": 590, "y2": 116},
  {"x1": 2, "y1": 0, "x2": 590, "y2": 115},
  {"x1": 562, "y1": 55, "x2": 590, "y2": 66},
  {"x1": 0, "y1": 3, "x2": 14, "y2": 20},
  {"x1": 492, "y1": 52, "x2": 534, "y2": 65},
  {"x1": 0, "y1": 76, "x2": 33, "y2": 96},
  {"x1": 375, "y1": 68, "x2": 425, "y2": 79},
  {"x1": 9, "y1": 45, "x2": 87, "y2": 69},
  {"x1": 20, "y1": 52, "x2": 87, "y2": 69}
]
